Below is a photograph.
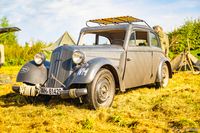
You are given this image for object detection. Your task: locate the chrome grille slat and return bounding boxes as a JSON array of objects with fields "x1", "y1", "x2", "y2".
[{"x1": 47, "y1": 51, "x2": 61, "y2": 87}]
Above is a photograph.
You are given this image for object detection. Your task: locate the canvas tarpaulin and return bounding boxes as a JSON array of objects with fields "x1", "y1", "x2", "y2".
[{"x1": 170, "y1": 51, "x2": 200, "y2": 73}]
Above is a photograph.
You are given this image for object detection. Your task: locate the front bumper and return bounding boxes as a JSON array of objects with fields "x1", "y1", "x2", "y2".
[{"x1": 12, "y1": 84, "x2": 87, "y2": 99}]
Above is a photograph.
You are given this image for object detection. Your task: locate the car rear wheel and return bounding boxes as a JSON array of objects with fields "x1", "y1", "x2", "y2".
[
  {"x1": 86, "y1": 68, "x2": 115, "y2": 109},
  {"x1": 156, "y1": 63, "x2": 169, "y2": 88}
]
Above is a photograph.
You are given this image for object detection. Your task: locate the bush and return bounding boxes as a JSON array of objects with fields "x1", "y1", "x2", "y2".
[
  {"x1": 168, "y1": 18, "x2": 200, "y2": 56},
  {"x1": 4, "y1": 41, "x2": 47, "y2": 66}
]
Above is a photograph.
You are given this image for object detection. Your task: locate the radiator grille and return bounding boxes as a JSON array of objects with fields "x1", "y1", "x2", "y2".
[{"x1": 47, "y1": 46, "x2": 73, "y2": 87}]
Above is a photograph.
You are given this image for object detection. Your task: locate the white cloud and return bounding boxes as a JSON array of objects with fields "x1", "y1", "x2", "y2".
[{"x1": 0, "y1": 0, "x2": 200, "y2": 44}]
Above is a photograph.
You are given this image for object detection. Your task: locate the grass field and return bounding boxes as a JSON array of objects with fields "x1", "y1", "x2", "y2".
[{"x1": 0, "y1": 66, "x2": 200, "y2": 133}]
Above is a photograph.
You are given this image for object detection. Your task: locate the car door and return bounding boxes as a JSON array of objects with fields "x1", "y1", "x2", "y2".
[
  {"x1": 149, "y1": 31, "x2": 165, "y2": 80},
  {"x1": 123, "y1": 30, "x2": 154, "y2": 88}
]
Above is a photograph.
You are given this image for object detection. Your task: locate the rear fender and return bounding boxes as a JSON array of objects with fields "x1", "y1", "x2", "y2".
[
  {"x1": 17, "y1": 60, "x2": 50, "y2": 85},
  {"x1": 156, "y1": 58, "x2": 172, "y2": 83}
]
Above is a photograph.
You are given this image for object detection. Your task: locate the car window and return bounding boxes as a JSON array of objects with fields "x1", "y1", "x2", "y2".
[
  {"x1": 82, "y1": 34, "x2": 95, "y2": 45},
  {"x1": 129, "y1": 32, "x2": 136, "y2": 46},
  {"x1": 79, "y1": 30, "x2": 126, "y2": 46},
  {"x1": 81, "y1": 33, "x2": 110, "y2": 46},
  {"x1": 99, "y1": 36, "x2": 111, "y2": 45},
  {"x1": 150, "y1": 32, "x2": 159, "y2": 47},
  {"x1": 135, "y1": 31, "x2": 149, "y2": 46}
]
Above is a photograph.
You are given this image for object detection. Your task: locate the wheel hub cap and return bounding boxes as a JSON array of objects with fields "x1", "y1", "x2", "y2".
[{"x1": 97, "y1": 79, "x2": 110, "y2": 103}]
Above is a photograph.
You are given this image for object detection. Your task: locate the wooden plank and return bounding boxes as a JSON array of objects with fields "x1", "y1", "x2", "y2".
[{"x1": 88, "y1": 16, "x2": 143, "y2": 25}]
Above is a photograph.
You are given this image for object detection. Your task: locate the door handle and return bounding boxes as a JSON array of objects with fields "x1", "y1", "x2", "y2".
[{"x1": 127, "y1": 58, "x2": 132, "y2": 61}]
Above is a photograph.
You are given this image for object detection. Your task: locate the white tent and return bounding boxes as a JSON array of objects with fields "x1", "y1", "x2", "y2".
[{"x1": 43, "y1": 32, "x2": 75, "y2": 51}]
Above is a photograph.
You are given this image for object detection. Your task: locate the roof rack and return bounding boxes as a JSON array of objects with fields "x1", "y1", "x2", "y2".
[{"x1": 86, "y1": 16, "x2": 151, "y2": 28}]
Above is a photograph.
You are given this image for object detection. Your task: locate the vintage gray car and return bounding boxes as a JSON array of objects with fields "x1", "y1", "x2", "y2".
[{"x1": 13, "y1": 16, "x2": 172, "y2": 109}]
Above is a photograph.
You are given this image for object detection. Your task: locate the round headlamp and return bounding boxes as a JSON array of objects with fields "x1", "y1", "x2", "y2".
[
  {"x1": 34, "y1": 53, "x2": 46, "y2": 65},
  {"x1": 72, "y1": 51, "x2": 85, "y2": 65}
]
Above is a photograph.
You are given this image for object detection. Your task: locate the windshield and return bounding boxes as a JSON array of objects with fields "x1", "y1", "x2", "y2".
[{"x1": 78, "y1": 30, "x2": 126, "y2": 46}]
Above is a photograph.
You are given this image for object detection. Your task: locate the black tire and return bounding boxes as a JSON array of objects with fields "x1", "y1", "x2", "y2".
[
  {"x1": 156, "y1": 63, "x2": 169, "y2": 88},
  {"x1": 86, "y1": 68, "x2": 115, "y2": 109}
]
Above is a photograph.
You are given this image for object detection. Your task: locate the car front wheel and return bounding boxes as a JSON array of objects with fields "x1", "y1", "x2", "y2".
[{"x1": 87, "y1": 68, "x2": 115, "y2": 109}]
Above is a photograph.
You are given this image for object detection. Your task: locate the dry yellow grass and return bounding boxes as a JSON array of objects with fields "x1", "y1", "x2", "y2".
[{"x1": 0, "y1": 66, "x2": 200, "y2": 132}]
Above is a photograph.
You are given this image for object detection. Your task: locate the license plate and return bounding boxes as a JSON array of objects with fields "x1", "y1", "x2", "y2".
[{"x1": 40, "y1": 87, "x2": 63, "y2": 95}]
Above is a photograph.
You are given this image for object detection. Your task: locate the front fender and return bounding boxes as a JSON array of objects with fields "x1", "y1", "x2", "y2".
[
  {"x1": 17, "y1": 60, "x2": 50, "y2": 85},
  {"x1": 63, "y1": 57, "x2": 119, "y2": 88},
  {"x1": 62, "y1": 57, "x2": 125, "y2": 91},
  {"x1": 73, "y1": 57, "x2": 115, "y2": 84}
]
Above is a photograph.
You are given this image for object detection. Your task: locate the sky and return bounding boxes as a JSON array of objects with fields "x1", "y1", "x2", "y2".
[{"x1": 0, "y1": 0, "x2": 200, "y2": 45}]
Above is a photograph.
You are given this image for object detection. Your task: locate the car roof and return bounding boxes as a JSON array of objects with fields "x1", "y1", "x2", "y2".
[{"x1": 80, "y1": 24, "x2": 153, "y2": 33}]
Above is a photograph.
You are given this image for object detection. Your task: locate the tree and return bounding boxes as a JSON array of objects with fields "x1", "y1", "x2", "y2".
[
  {"x1": 0, "y1": 17, "x2": 18, "y2": 45},
  {"x1": 168, "y1": 18, "x2": 200, "y2": 54}
]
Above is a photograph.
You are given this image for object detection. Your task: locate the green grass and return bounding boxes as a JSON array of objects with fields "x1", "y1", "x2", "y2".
[{"x1": 0, "y1": 66, "x2": 200, "y2": 132}]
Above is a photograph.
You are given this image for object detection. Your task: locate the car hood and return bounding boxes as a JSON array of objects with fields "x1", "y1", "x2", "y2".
[
  {"x1": 62, "y1": 45, "x2": 124, "y2": 66},
  {"x1": 75, "y1": 44, "x2": 123, "y2": 56},
  {"x1": 71, "y1": 45, "x2": 123, "y2": 51}
]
